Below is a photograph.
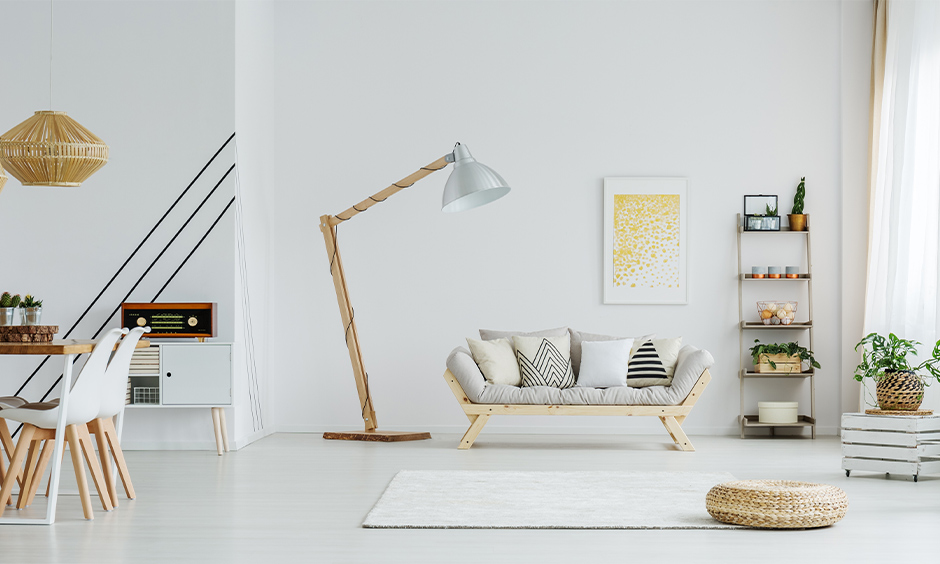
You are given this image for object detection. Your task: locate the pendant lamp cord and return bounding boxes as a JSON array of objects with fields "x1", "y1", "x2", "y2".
[{"x1": 49, "y1": 0, "x2": 54, "y2": 110}]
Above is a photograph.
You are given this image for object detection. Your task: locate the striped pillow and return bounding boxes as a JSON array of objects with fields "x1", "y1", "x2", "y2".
[{"x1": 627, "y1": 338, "x2": 682, "y2": 387}]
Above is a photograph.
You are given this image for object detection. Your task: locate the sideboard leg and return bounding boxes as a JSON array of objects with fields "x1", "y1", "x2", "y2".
[
  {"x1": 218, "y1": 409, "x2": 230, "y2": 453},
  {"x1": 211, "y1": 408, "x2": 224, "y2": 456}
]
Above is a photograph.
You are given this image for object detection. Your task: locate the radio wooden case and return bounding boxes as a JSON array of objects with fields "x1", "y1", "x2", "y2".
[{"x1": 121, "y1": 302, "x2": 217, "y2": 339}]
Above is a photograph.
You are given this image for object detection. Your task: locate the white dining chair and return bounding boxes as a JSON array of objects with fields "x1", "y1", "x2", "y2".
[
  {"x1": 89, "y1": 326, "x2": 149, "y2": 507},
  {"x1": 0, "y1": 328, "x2": 124, "y2": 519}
]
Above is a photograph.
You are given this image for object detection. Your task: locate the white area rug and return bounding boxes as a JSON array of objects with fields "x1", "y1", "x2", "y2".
[{"x1": 362, "y1": 470, "x2": 742, "y2": 529}]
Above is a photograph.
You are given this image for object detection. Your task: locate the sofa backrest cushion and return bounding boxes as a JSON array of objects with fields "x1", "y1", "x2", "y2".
[{"x1": 479, "y1": 326, "x2": 568, "y2": 348}]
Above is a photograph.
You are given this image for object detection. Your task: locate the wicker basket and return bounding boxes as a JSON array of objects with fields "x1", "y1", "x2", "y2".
[
  {"x1": 0, "y1": 161, "x2": 7, "y2": 194},
  {"x1": 706, "y1": 480, "x2": 848, "y2": 529},
  {"x1": 876, "y1": 371, "x2": 924, "y2": 411},
  {"x1": 0, "y1": 111, "x2": 108, "y2": 187}
]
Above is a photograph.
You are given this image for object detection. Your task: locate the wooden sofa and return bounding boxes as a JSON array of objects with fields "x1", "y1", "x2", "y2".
[{"x1": 443, "y1": 347, "x2": 712, "y2": 451}]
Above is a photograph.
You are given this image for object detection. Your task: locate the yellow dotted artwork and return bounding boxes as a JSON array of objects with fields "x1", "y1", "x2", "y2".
[{"x1": 613, "y1": 194, "x2": 680, "y2": 288}]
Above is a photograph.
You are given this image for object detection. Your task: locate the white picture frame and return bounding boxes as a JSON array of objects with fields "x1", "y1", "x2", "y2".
[{"x1": 603, "y1": 177, "x2": 689, "y2": 304}]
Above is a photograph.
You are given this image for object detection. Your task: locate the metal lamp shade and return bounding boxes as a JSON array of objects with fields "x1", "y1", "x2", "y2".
[
  {"x1": 0, "y1": 111, "x2": 109, "y2": 187},
  {"x1": 441, "y1": 144, "x2": 510, "y2": 213}
]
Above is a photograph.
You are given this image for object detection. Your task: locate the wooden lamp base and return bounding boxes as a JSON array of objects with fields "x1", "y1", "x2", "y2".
[{"x1": 323, "y1": 430, "x2": 431, "y2": 442}]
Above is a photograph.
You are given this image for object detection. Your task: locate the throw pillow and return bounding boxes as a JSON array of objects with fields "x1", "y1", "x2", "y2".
[
  {"x1": 466, "y1": 337, "x2": 522, "y2": 386},
  {"x1": 627, "y1": 337, "x2": 682, "y2": 387},
  {"x1": 568, "y1": 328, "x2": 656, "y2": 376},
  {"x1": 576, "y1": 338, "x2": 635, "y2": 388},
  {"x1": 479, "y1": 326, "x2": 568, "y2": 348},
  {"x1": 512, "y1": 334, "x2": 576, "y2": 389}
]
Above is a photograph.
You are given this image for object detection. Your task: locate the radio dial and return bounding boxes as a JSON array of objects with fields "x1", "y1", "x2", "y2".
[
  {"x1": 136, "y1": 317, "x2": 147, "y2": 327},
  {"x1": 188, "y1": 316, "x2": 198, "y2": 327}
]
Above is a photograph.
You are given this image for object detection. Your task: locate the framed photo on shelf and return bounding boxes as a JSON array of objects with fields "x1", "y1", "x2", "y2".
[{"x1": 603, "y1": 177, "x2": 688, "y2": 304}]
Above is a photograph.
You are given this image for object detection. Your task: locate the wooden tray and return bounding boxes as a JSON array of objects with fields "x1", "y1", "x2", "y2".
[
  {"x1": 865, "y1": 408, "x2": 934, "y2": 416},
  {"x1": 0, "y1": 325, "x2": 59, "y2": 343}
]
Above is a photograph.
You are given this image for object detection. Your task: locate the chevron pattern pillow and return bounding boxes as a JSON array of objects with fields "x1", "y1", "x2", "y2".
[{"x1": 512, "y1": 334, "x2": 576, "y2": 389}]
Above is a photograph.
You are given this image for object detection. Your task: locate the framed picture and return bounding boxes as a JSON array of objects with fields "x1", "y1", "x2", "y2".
[{"x1": 603, "y1": 177, "x2": 688, "y2": 304}]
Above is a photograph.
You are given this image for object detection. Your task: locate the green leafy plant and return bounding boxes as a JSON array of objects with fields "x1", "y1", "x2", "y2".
[
  {"x1": 854, "y1": 332, "x2": 940, "y2": 385},
  {"x1": 0, "y1": 292, "x2": 21, "y2": 308},
  {"x1": 765, "y1": 203, "x2": 778, "y2": 216},
  {"x1": 749, "y1": 339, "x2": 821, "y2": 370},
  {"x1": 19, "y1": 295, "x2": 42, "y2": 308},
  {"x1": 791, "y1": 177, "x2": 806, "y2": 214}
]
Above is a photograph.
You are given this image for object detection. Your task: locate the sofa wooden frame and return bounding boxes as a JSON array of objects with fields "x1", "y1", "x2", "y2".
[{"x1": 443, "y1": 368, "x2": 712, "y2": 451}]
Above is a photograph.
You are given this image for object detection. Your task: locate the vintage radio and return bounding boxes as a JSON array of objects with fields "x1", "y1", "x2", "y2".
[{"x1": 121, "y1": 302, "x2": 217, "y2": 339}]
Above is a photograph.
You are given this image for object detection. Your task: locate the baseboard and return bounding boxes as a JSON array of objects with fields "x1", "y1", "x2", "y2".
[
  {"x1": 122, "y1": 440, "x2": 220, "y2": 451},
  {"x1": 233, "y1": 427, "x2": 274, "y2": 450},
  {"x1": 276, "y1": 424, "x2": 841, "y2": 437}
]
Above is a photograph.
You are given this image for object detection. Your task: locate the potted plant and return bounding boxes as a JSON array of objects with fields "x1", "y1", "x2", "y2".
[
  {"x1": 0, "y1": 292, "x2": 21, "y2": 326},
  {"x1": 854, "y1": 333, "x2": 940, "y2": 411},
  {"x1": 788, "y1": 177, "x2": 807, "y2": 231},
  {"x1": 19, "y1": 294, "x2": 43, "y2": 326},
  {"x1": 749, "y1": 339, "x2": 821, "y2": 374}
]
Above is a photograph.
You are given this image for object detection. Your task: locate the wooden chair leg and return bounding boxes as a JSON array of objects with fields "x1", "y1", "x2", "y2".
[
  {"x1": 24, "y1": 438, "x2": 54, "y2": 507},
  {"x1": 88, "y1": 419, "x2": 118, "y2": 508},
  {"x1": 65, "y1": 424, "x2": 95, "y2": 520},
  {"x1": 458, "y1": 414, "x2": 490, "y2": 450},
  {"x1": 660, "y1": 416, "x2": 694, "y2": 452},
  {"x1": 77, "y1": 425, "x2": 113, "y2": 511},
  {"x1": 1, "y1": 425, "x2": 36, "y2": 507},
  {"x1": 0, "y1": 419, "x2": 25, "y2": 490},
  {"x1": 15, "y1": 438, "x2": 43, "y2": 509},
  {"x1": 102, "y1": 418, "x2": 135, "y2": 501}
]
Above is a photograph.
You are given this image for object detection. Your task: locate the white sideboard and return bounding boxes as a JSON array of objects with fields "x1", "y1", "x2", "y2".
[
  {"x1": 126, "y1": 342, "x2": 232, "y2": 454},
  {"x1": 841, "y1": 412, "x2": 940, "y2": 482}
]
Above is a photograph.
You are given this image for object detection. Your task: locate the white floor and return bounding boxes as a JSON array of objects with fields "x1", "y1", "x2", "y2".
[{"x1": 0, "y1": 432, "x2": 937, "y2": 563}]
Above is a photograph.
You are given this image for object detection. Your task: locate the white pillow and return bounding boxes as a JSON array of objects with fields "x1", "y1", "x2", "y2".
[
  {"x1": 466, "y1": 337, "x2": 521, "y2": 386},
  {"x1": 576, "y1": 339, "x2": 635, "y2": 388}
]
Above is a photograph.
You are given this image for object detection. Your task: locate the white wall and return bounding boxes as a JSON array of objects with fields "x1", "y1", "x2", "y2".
[
  {"x1": 270, "y1": 0, "x2": 871, "y2": 436},
  {"x1": 0, "y1": 1, "x2": 239, "y2": 449}
]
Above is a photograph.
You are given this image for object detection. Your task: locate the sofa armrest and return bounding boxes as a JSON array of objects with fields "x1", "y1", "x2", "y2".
[
  {"x1": 446, "y1": 346, "x2": 486, "y2": 403},
  {"x1": 669, "y1": 345, "x2": 715, "y2": 399}
]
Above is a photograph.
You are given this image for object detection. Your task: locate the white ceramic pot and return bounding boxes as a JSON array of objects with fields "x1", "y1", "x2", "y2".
[{"x1": 758, "y1": 401, "x2": 798, "y2": 424}]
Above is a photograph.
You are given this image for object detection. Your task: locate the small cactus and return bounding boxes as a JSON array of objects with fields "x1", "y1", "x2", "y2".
[
  {"x1": 0, "y1": 292, "x2": 10, "y2": 308},
  {"x1": 792, "y1": 177, "x2": 806, "y2": 214},
  {"x1": 20, "y1": 295, "x2": 41, "y2": 308}
]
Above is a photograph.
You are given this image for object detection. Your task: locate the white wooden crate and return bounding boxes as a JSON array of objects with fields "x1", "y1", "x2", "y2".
[{"x1": 841, "y1": 412, "x2": 940, "y2": 482}]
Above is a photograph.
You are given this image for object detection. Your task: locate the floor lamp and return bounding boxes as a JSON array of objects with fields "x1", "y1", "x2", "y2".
[{"x1": 320, "y1": 143, "x2": 511, "y2": 442}]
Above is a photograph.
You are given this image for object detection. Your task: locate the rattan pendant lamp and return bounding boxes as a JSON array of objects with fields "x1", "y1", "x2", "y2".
[{"x1": 0, "y1": 1, "x2": 108, "y2": 187}]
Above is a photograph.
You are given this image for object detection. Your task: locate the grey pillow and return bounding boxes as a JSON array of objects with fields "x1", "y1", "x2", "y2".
[
  {"x1": 479, "y1": 326, "x2": 568, "y2": 344},
  {"x1": 568, "y1": 328, "x2": 655, "y2": 377}
]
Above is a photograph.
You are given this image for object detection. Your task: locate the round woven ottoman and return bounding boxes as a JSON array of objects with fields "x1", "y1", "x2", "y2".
[{"x1": 706, "y1": 480, "x2": 848, "y2": 529}]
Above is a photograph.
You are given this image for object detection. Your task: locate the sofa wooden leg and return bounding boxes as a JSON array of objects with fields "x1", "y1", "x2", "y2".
[
  {"x1": 660, "y1": 416, "x2": 694, "y2": 452},
  {"x1": 458, "y1": 414, "x2": 490, "y2": 450}
]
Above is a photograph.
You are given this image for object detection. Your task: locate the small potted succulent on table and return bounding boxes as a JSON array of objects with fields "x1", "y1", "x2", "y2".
[
  {"x1": 19, "y1": 294, "x2": 43, "y2": 326},
  {"x1": 0, "y1": 292, "x2": 21, "y2": 326},
  {"x1": 750, "y1": 339, "x2": 821, "y2": 374},
  {"x1": 854, "y1": 333, "x2": 940, "y2": 411}
]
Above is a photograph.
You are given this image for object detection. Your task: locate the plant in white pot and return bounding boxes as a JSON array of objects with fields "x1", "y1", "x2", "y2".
[
  {"x1": 0, "y1": 292, "x2": 21, "y2": 326},
  {"x1": 854, "y1": 333, "x2": 940, "y2": 411},
  {"x1": 19, "y1": 294, "x2": 43, "y2": 326}
]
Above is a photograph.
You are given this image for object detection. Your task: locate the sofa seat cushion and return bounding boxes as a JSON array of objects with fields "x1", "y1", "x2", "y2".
[{"x1": 447, "y1": 344, "x2": 714, "y2": 407}]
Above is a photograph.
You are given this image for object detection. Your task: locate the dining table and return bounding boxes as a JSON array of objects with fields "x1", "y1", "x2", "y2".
[{"x1": 0, "y1": 338, "x2": 149, "y2": 525}]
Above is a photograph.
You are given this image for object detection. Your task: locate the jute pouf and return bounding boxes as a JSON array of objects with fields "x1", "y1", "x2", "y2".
[{"x1": 706, "y1": 480, "x2": 848, "y2": 529}]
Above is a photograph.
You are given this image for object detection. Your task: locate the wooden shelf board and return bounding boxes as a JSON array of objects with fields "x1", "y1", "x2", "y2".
[
  {"x1": 738, "y1": 226, "x2": 810, "y2": 234},
  {"x1": 742, "y1": 415, "x2": 816, "y2": 427},
  {"x1": 741, "y1": 321, "x2": 813, "y2": 329},
  {"x1": 741, "y1": 369, "x2": 815, "y2": 379},
  {"x1": 741, "y1": 274, "x2": 811, "y2": 280}
]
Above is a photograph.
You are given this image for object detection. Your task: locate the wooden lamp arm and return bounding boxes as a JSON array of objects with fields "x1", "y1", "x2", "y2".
[{"x1": 326, "y1": 155, "x2": 452, "y2": 226}]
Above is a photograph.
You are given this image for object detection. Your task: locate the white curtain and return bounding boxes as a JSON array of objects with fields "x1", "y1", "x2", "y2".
[{"x1": 865, "y1": 1, "x2": 940, "y2": 346}]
